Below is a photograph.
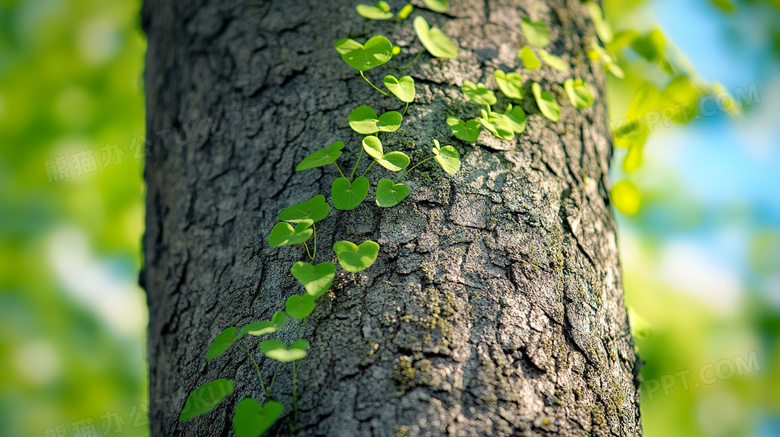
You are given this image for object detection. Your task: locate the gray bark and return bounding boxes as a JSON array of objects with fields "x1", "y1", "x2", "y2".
[{"x1": 141, "y1": 0, "x2": 642, "y2": 435}]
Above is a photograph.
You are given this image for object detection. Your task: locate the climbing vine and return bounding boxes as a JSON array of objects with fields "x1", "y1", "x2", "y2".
[{"x1": 174, "y1": 0, "x2": 732, "y2": 435}]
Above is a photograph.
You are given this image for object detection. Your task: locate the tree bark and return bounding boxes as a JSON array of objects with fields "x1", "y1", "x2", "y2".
[{"x1": 141, "y1": 0, "x2": 642, "y2": 435}]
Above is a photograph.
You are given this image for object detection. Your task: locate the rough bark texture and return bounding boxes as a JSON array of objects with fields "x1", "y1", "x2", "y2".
[{"x1": 142, "y1": 0, "x2": 642, "y2": 436}]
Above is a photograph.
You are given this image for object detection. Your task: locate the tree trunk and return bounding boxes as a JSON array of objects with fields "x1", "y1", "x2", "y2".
[{"x1": 141, "y1": 0, "x2": 642, "y2": 435}]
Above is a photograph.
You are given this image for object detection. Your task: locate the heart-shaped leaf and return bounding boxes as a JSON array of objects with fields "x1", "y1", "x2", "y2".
[
  {"x1": 234, "y1": 399, "x2": 283, "y2": 437},
  {"x1": 519, "y1": 46, "x2": 540, "y2": 70},
  {"x1": 259, "y1": 339, "x2": 310, "y2": 362},
  {"x1": 349, "y1": 105, "x2": 380, "y2": 134},
  {"x1": 377, "y1": 151, "x2": 410, "y2": 172},
  {"x1": 356, "y1": 2, "x2": 393, "y2": 20},
  {"x1": 564, "y1": 79, "x2": 595, "y2": 109},
  {"x1": 285, "y1": 294, "x2": 316, "y2": 320},
  {"x1": 383, "y1": 75, "x2": 416, "y2": 103},
  {"x1": 332, "y1": 176, "x2": 370, "y2": 210},
  {"x1": 423, "y1": 0, "x2": 450, "y2": 13},
  {"x1": 503, "y1": 104, "x2": 527, "y2": 134},
  {"x1": 206, "y1": 327, "x2": 237, "y2": 359},
  {"x1": 462, "y1": 80, "x2": 496, "y2": 107},
  {"x1": 520, "y1": 17, "x2": 551, "y2": 47},
  {"x1": 610, "y1": 180, "x2": 641, "y2": 215},
  {"x1": 349, "y1": 106, "x2": 402, "y2": 134},
  {"x1": 432, "y1": 139, "x2": 461, "y2": 174},
  {"x1": 413, "y1": 16, "x2": 458, "y2": 59},
  {"x1": 377, "y1": 111, "x2": 403, "y2": 132},
  {"x1": 334, "y1": 240, "x2": 380, "y2": 272},
  {"x1": 398, "y1": 4, "x2": 414, "y2": 19},
  {"x1": 291, "y1": 261, "x2": 335, "y2": 297},
  {"x1": 295, "y1": 141, "x2": 344, "y2": 171},
  {"x1": 376, "y1": 179, "x2": 410, "y2": 207},
  {"x1": 446, "y1": 116, "x2": 480, "y2": 142},
  {"x1": 480, "y1": 110, "x2": 515, "y2": 141},
  {"x1": 237, "y1": 311, "x2": 287, "y2": 338},
  {"x1": 494, "y1": 70, "x2": 523, "y2": 100},
  {"x1": 585, "y1": 1, "x2": 613, "y2": 43},
  {"x1": 179, "y1": 379, "x2": 235, "y2": 422},
  {"x1": 267, "y1": 220, "x2": 313, "y2": 247},
  {"x1": 334, "y1": 35, "x2": 394, "y2": 71},
  {"x1": 532, "y1": 82, "x2": 561, "y2": 122},
  {"x1": 538, "y1": 49, "x2": 569, "y2": 71},
  {"x1": 278, "y1": 195, "x2": 330, "y2": 223}
]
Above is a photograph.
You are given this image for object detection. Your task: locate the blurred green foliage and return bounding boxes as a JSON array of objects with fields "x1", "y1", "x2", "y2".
[
  {"x1": 1, "y1": 0, "x2": 777, "y2": 436},
  {"x1": 0, "y1": 0, "x2": 148, "y2": 435}
]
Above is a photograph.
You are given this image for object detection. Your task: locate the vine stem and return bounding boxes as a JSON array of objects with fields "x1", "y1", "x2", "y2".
[
  {"x1": 396, "y1": 156, "x2": 435, "y2": 182},
  {"x1": 312, "y1": 223, "x2": 317, "y2": 260},
  {"x1": 360, "y1": 160, "x2": 376, "y2": 179},
  {"x1": 237, "y1": 343, "x2": 270, "y2": 399},
  {"x1": 333, "y1": 162, "x2": 347, "y2": 180},
  {"x1": 350, "y1": 147, "x2": 363, "y2": 182},
  {"x1": 268, "y1": 363, "x2": 281, "y2": 393},
  {"x1": 303, "y1": 240, "x2": 315, "y2": 262},
  {"x1": 399, "y1": 50, "x2": 422, "y2": 72},
  {"x1": 402, "y1": 101, "x2": 409, "y2": 115},
  {"x1": 360, "y1": 71, "x2": 389, "y2": 96}
]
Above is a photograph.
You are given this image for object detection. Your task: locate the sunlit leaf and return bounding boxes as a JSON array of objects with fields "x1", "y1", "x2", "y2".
[
  {"x1": 462, "y1": 80, "x2": 496, "y2": 106},
  {"x1": 519, "y1": 46, "x2": 540, "y2": 70},
  {"x1": 356, "y1": 2, "x2": 394, "y2": 20},
  {"x1": 610, "y1": 180, "x2": 641, "y2": 215},
  {"x1": 376, "y1": 179, "x2": 411, "y2": 207},
  {"x1": 538, "y1": 49, "x2": 569, "y2": 71},
  {"x1": 334, "y1": 36, "x2": 394, "y2": 71},
  {"x1": 446, "y1": 116, "x2": 481, "y2": 142},
  {"x1": 334, "y1": 240, "x2": 380, "y2": 272},
  {"x1": 413, "y1": 16, "x2": 458, "y2": 58},
  {"x1": 532, "y1": 82, "x2": 561, "y2": 122},
  {"x1": 563, "y1": 78, "x2": 595, "y2": 109},
  {"x1": 520, "y1": 17, "x2": 551, "y2": 47},
  {"x1": 493, "y1": 70, "x2": 523, "y2": 100}
]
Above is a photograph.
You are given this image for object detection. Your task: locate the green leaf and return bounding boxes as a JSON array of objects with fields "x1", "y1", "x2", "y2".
[
  {"x1": 267, "y1": 220, "x2": 313, "y2": 247},
  {"x1": 356, "y1": 2, "x2": 394, "y2": 20},
  {"x1": 377, "y1": 111, "x2": 403, "y2": 132},
  {"x1": 234, "y1": 399, "x2": 283, "y2": 437},
  {"x1": 349, "y1": 105, "x2": 380, "y2": 134},
  {"x1": 710, "y1": 0, "x2": 736, "y2": 13},
  {"x1": 532, "y1": 82, "x2": 561, "y2": 122},
  {"x1": 377, "y1": 151, "x2": 410, "y2": 172},
  {"x1": 334, "y1": 35, "x2": 394, "y2": 71},
  {"x1": 383, "y1": 75, "x2": 416, "y2": 103},
  {"x1": 423, "y1": 0, "x2": 450, "y2": 13},
  {"x1": 397, "y1": 4, "x2": 414, "y2": 19},
  {"x1": 334, "y1": 240, "x2": 380, "y2": 272},
  {"x1": 563, "y1": 79, "x2": 595, "y2": 109},
  {"x1": 631, "y1": 29, "x2": 665, "y2": 63},
  {"x1": 363, "y1": 136, "x2": 409, "y2": 171},
  {"x1": 284, "y1": 294, "x2": 316, "y2": 320},
  {"x1": 520, "y1": 17, "x2": 551, "y2": 47},
  {"x1": 622, "y1": 143, "x2": 643, "y2": 174},
  {"x1": 179, "y1": 379, "x2": 235, "y2": 422},
  {"x1": 610, "y1": 180, "x2": 641, "y2": 215},
  {"x1": 278, "y1": 194, "x2": 330, "y2": 223},
  {"x1": 432, "y1": 139, "x2": 461, "y2": 174},
  {"x1": 259, "y1": 339, "x2": 309, "y2": 362},
  {"x1": 237, "y1": 311, "x2": 286, "y2": 337},
  {"x1": 605, "y1": 30, "x2": 639, "y2": 52},
  {"x1": 362, "y1": 135, "x2": 384, "y2": 159},
  {"x1": 349, "y1": 106, "x2": 402, "y2": 134},
  {"x1": 462, "y1": 80, "x2": 496, "y2": 107},
  {"x1": 376, "y1": 179, "x2": 411, "y2": 207},
  {"x1": 291, "y1": 261, "x2": 335, "y2": 297},
  {"x1": 585, "y1": 1, "x2": 613, "y2": 43},
  {"x1": 206, "y1": 327, "x2": 236, "y2": 359},
  {"x1": 538, "y1": 49, "x2": 569, "y2": 71},
  {"x1": 295, "y1": 141, "x2": 344, "y2": 171},
  {"x1": 494, "y1": 70, "x2": 523, "y2": 100},
  {"x1": 503, "y1": 104, "x2": 527, "y2": 133},
  {"x1": 446, "y1": 116, "x2": 480, "y2": 142},
  {"x1": 519, "y1": 46, "x2": 540, "y2": 70},
  {"x1": 480, "y1": 112, "x2": 515, "y2": 140},
  {"x1": 332, "y1": 176, "x2": 370, "y2": 210},
  {"x1": 413, "y1": 16, "x2": 458, "y2": 59},
  {"x1": 392, "y1": 46, "x2": 401, "y2": 56}
]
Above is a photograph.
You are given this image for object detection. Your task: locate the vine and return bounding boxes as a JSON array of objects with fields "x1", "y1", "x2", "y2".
[{"x1": 172, "y1": 1, "x2": 687, "y2": 435}]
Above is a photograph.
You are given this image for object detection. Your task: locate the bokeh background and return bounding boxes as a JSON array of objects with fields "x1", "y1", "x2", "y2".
[{"x1": 0, "y1": 0, "x2": 777, "y2": 436}]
